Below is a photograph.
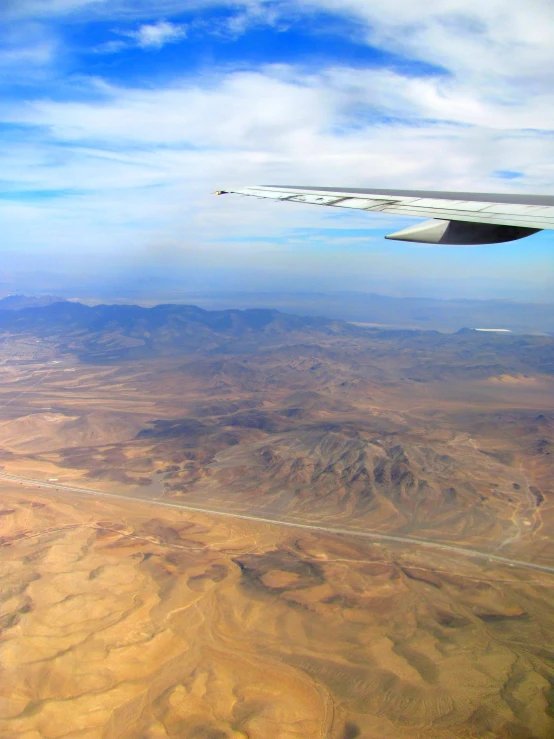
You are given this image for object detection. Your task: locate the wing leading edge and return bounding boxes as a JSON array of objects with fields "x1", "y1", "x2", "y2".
[{"x1": 215, "y1": 185, "x2": 554, "y2": 244}]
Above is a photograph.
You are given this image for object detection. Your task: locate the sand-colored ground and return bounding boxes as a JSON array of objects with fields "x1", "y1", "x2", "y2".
[
  {"x1": 0, "y1": 328, "x2": 553, "y2": 737},
  {"x1": 1, "y1": 486, "x2": 554, "y2": 739}
]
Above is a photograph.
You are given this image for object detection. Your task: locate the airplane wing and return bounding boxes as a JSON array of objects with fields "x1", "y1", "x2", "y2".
[{"x1": 215, "y1": 185, "x2": 554, "y2": 244}]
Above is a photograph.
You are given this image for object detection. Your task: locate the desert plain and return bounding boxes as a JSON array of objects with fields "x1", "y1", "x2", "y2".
[{"x1": 0, "y1": 302, "x2": 553, "y2": 738}]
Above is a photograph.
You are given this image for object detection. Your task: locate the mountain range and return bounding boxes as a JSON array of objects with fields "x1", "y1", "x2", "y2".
[{"x1": 0, "y1": 301, "x2": 551, "y2": 380}]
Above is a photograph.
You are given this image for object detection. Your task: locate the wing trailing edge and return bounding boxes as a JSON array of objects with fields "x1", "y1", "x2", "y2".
[{"x1": 216, "y1": 186, "x2": 554, "y2": 244}]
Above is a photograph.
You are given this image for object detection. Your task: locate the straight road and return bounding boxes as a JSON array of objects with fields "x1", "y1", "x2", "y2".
[{"x1": 1, "y1": 472, "x2": 553, "y2": 575}]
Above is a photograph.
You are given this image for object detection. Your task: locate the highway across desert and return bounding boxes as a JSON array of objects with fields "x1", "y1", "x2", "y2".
[{"x1": 2, "y1": 472, "x2": 554, "y2": 576}]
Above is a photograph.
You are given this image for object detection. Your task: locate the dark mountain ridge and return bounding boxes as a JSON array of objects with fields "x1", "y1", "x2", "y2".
[
  {"x1": 0, "y1": 302, "x2": 552, "y2": 377},
  {"x1": 0, "y1": 302, "x2": 347, "y2": 335},
  {"x1": 0, "y1": 302, "x2": 361, "y2": 362}
]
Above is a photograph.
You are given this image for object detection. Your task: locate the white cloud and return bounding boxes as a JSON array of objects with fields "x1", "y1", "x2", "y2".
[
  {"x1": 292, "y1": 0, "x2": 554, "y2": 80},
  {"x1": 8, "y1": 65, "x2": 554, "y2": 149},
  {"x1": 121, "y1": 20, "x2": 187, "y2": 48}
]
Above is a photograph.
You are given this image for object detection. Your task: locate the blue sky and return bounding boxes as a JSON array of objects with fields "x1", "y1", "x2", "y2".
[{"x1": 1, "y1": 0, "x2": 553, "y2": 301}]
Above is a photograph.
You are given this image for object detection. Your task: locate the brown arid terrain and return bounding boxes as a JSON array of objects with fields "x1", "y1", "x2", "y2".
[
  {"x1": 0, "y1": 302, "x2": 553, "y2": 738},
  {"x1": 2, "y1": 485, "x2": 554, "y2": 739}
]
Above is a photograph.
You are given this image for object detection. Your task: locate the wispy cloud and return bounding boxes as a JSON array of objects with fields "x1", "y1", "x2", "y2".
[
  {"x1": 0, "y1": 42, "x2": 54, "y2": 66},
  {"x1": 94, "y1": 19, "x2": 187, "y2": 53},
  {"x1": 0, "y1": 20, "x2": 58, "y2": 77},
  {"x1": 2, "y1": 0, "x2": 262, "y2": 22}
]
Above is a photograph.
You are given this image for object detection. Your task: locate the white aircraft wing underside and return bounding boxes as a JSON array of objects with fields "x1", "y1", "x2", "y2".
[{"x1": 216, "y1": 185, "x2": 554, "y2": 244}]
